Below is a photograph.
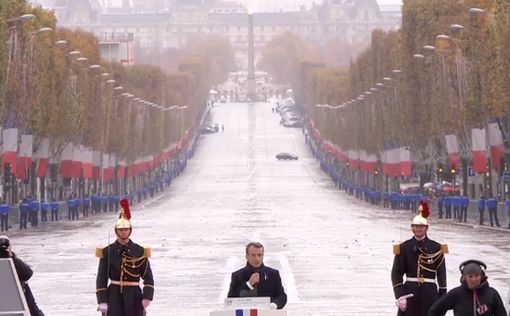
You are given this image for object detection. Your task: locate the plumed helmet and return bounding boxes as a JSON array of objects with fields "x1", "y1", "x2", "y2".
[
  {"x1": 115, "y1": 198, "x2": 132, "y2": 230},
  {"x1": 412, "y1": 201, "x2": 430, "y2": 226}
]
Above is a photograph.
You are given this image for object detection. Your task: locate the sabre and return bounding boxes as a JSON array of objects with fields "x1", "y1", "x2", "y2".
[
  {"x1": 105, "y1": 230, "x2": 110, "y2": 316},
  {"x1": 395, "y1": 293, "x2": 414, "y2": 306},
  {"x1": 98, "y1": 230, "x2": 111, "y2": 315},
  {"x1": 505, "y1": 287, "x2": 509, "y2": 313}
]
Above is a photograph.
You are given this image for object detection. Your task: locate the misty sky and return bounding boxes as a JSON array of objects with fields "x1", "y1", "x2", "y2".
[
  {"x1": 242, "y1": 0, "x2": 402, "y2": 12},
  {"x1": 377, "y1": 0, "x2": 402, "y2": 4}
]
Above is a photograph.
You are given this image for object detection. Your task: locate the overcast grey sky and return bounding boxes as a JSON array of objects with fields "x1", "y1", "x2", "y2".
[
  {"x1": 377, "y1": 0, "x2": 402, "y2": 4},
  {"x1": 242, "y1": 0, "x2": 403, "y2": 12}
]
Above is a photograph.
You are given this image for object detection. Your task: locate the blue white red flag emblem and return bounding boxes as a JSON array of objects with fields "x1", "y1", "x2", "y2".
[{"x1": 235, "y1": 309, "x2": 258, "y2": 316}]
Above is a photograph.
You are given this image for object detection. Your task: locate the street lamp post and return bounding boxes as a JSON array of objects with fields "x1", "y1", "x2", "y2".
[{"x1": 451, "y1": 167, "x2": 457, "y2": 188}]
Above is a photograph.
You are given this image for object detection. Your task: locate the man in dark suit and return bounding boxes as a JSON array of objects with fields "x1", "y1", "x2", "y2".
[{"x1": 228, "y1": 242, "x2": 287, "y2": 309}]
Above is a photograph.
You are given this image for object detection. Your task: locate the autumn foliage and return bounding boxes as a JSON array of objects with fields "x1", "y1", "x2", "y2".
[
  {"x1": 0, "y1": 0, "x2": 234, "y2": 163},
  {"x1": 282, "y1": 0, "x2": 510, "y2": 170}
]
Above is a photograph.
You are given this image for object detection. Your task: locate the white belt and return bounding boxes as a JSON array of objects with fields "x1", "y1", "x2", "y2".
[
  {"x1": 110, "y1": 280, "x2": 139, "y2": 287},
  {"x1": 406, "y1": 277, "x2": 436, "y2": 284}
]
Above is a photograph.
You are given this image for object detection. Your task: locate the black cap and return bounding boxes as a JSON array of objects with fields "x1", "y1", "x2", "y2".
[
  {"x1": 459, "y1": 259, "x2": 486, "y2": 276},
  {"x1": 462, "y1": 263, "x2": 482, "y2": 276}
]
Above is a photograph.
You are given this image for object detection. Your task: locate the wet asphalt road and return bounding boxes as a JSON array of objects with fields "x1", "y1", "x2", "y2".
[{"x1": 8, "y1": 102, "x2": 510, "y2": 316}]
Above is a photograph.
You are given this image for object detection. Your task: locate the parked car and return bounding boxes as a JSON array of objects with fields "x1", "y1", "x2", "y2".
[
  {"x1": 283, "y1": 120, "x2": 303, "y2": 128},
  {"x1": 276, "y1": 152, "x2": 299, "y2": 160},
  {"x1": 200, "y1": 126, "x2": 217, "y2": 134}
]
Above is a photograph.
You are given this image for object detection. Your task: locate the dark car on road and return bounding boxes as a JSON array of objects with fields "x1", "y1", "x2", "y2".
[
  {"x1": 276, "y1": 152, "x2": 299, "y2": 160},
  {"x1": 200, "y1": 126, "x2": 217, "y2": 134}
]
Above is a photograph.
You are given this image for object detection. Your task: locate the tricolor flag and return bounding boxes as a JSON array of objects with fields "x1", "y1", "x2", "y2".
[
  {"x1": 380, "y1": 150, "x2": 388, "y2": 175},
  {"x1": 471, "y1": 128, "x2": 488, "y2": 173},
  {"x1": 382, "y1": 148, "x2": 400, "y2": 176},
  {"x1": 322, "y1": 141, "x2": 348, "y2": 162},
  {"x1": 445, "y1": 134, "x2": 460, "y2": 170},
  {"x1": 102, "y1": 154, "x2": 110, "y2": 182},
  {"x1": 36, "y1": 138, "x2": 50, "y2": 177},
  {"x1": 399, "y1": 147, "x2": 412, "y2": 177},
  {"x1": 235, "y1": 310, "x2": 259, "y2": 316},
  {"x1": 92, "y1": 151, "x2": 101, "y2": 181},
  {"x1": 109, "y1": 154, "x2": 116, "y2": 180},
  {"x1": 488, "y1": 123, "x2": 504, "y2": 171},
  {"x1": 118, "y1": 159, "x2": 127, "y2": 178},
  {"x1": 82, "y1": 148, "x2": 94, "y2": 179},
  {"x1": 2, "y1": 128, "x2": 18, "y2": 172},
  {"x1": 72, "y1": 145, "x2": 84, "y2": 178},
  {"x1": 17, "y1": 134, "x2": 33, "y2": 181},
  {"x1": 359, "y1": 150, "x2": 377, "y2": 173},
  {"x1": 381, "y1": 147, "x2": 411, "y2": 176},
  {"x1": 60, "y1": 142, "x2": 74, "y2": 178},
  {"x1": 347, "y1": 149, "x2": 360, "y2": 169}
]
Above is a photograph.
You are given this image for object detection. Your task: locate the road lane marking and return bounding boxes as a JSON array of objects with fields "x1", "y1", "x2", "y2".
[
  {"x1": 219, "y1": 256, "x2": 237, "y2": 303},
  {"x1": 247, "y1": 163, "x2": 258, "y2": 180},
  {"x1": 278, "y1": 253, "x2": 301, "y2": 303}
]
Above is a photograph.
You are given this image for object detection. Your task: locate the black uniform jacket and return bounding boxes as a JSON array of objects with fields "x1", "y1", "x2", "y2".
[
  {"x1": 428, "y1": 278, "x2": 507, "y2": 316},
  {"x1": 227, "y1": 263, "x2": 287, "y2": 309},
  {"x1": 12, "y1": 253, "x2": 44, "y2": 316},
  {"x1": 392, "y1": 236, "x2": 448, "y2": 299},
  {"x1": 96, "y1": 240, "x2": 154, "y2": 304}
]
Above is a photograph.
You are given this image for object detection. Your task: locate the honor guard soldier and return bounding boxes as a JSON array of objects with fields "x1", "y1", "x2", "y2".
[
  {"x1": 96, "y1": 199, "x2": 154, "y2": 316},
  {"x1": 391, "y1": 201, "x2": 448, "y2": 316}
]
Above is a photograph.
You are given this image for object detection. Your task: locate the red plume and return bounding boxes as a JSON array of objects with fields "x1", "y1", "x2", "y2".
[
  {"x1": 420, "y1": 201, "x2": 430, "y2": 218},
  {"x1": 120, "y1": 198, "x2": 131, "y2": 220}
]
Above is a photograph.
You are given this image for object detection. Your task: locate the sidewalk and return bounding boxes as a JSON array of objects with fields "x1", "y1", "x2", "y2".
[{"x1": 450, "y1": 221, "x2": 510, "y2": 232}]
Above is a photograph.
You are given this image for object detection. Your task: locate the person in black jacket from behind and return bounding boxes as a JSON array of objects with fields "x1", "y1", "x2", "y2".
[
  {"x1": 227, "y1": 242, "x2": 287, "y2": 309},
  {"x1": 428, "y1": 259, "x2": 507, "y2": 316},
  {"x1": 0, "y1": 235, "x2": 44, "y2": 316}
]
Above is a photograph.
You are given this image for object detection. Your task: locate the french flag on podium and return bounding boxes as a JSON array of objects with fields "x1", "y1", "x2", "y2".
[{"x1": 235, "y1": 310, "x2": 258, "y2": 316}]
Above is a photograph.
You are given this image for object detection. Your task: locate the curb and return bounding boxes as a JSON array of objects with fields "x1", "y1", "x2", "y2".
[{"x1": 450, "y1": 221, "x2": 510, "y2": 232}]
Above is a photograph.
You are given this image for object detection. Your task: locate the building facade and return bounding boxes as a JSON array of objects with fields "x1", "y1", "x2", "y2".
[{"x1": 49, "y1": 0, "x2": 401, "y2": 68}]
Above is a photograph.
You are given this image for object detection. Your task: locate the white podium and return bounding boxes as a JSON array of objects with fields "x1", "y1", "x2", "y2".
[
  {"x1": 210, "y1": 298, "x2": 286, "y2": 316},
  {"x1": 210, "y1": 310, "x2": 286, "y2": 316}
]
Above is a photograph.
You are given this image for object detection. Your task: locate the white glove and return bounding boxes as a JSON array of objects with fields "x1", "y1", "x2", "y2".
[
  {"x1": 98, "y1": 303, "x2": 108, "y2": 313},
  {"x1": 142, "y1": 299, "x2": 151, "y2": 310},
  {"x1": 396, "y1": 298, "x2": 407, "y2": 312},
  {"x1": 270, "y1": 303, "x2": 277, "y2": 309}
]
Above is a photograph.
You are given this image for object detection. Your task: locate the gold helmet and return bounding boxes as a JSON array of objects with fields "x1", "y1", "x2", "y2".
[
  {"x1": 115, "y1": 199, "x2": 132, "y2": 230},
  {"x1": 412, "y1": 201, "x2": 430, "y2": 226}
]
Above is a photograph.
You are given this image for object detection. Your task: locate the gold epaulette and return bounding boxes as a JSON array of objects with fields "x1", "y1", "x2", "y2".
[
  {"x1": 144, "y1": 247, "x2": 151, "y2": 258},
  {"x1": 95, "y1": 247, "x2": 104, "y2": 258},
  {"x1": 441, "y1": 244, "x2": 449, "y2": 254},
  {"x1": 393, "y1": 244, "x2": 401, "y2": 255}
]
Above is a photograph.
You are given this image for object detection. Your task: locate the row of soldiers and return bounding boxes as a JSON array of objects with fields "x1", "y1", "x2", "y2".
[
  {"x1": 436, "y1": 195, "x2": 507, "y2": 226},
  {"x1": 319, "y1": 154, "x2": 510, "y2": 229},
  {"x1": 0, "y1": 175, "x2": 175, "y2": 232},
  {"x1": 311, "y1": 131, "x2": 510, "y2": 230}
]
